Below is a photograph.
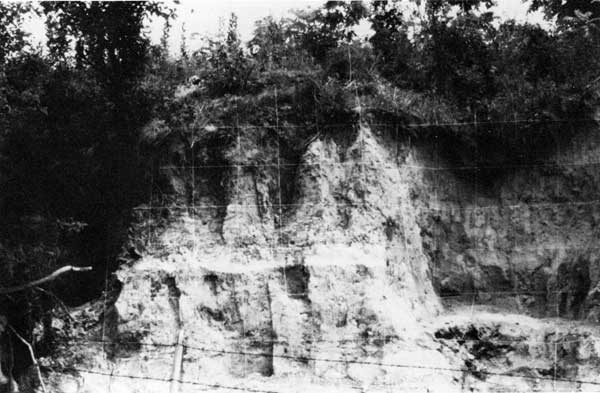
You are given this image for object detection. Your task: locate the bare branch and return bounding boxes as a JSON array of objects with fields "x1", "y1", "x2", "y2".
[
  {"x1": 7, "y1": 325, "x2": 47, "y2": 393},
  {"x1": 0, "y1": 266, "x2": 92, "y2": 295}
]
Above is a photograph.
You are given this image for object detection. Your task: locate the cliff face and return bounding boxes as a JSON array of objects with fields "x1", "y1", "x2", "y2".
[
  {"x1": 416, "y1": 128, "x2": 600, "y2": 320},
  {"x1": 49, "y1": 122, "x2": 600, "y2": 392}
]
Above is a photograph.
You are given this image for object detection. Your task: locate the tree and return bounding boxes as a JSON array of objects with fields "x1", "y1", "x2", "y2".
[
  {"x1": 415, "y1": 1, "x2": 497, "y2": 116},
  {"x1": 248, "y1": 16, "x2": 291, "y2": 70},
  {"x1": 369, "y1": 0, "x2": 416, "y2": 87},
  {"x1": 528, "y1": 0, "x2": 600, "y2": 118},
  {"x1": 488, "y1": 21, "x2": 560, "y2": 120},
  {"x1": 200, "y1": 13, "x2": 253, "y2": 96},
  {"x1": 291, "y1": 1, "x2": 369, "y2": 62},
  {"x1": 42, "y1": 1, "x2": 174, "y2": 93},
  {"x1": 0, "y1": 3, "x2": 32, "y2": 66},
  {"x1": 530, "y1": 0, "x2": 600, "y2": 21}
]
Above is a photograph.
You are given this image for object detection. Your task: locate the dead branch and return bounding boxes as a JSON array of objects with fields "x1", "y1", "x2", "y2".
[
  {"x1": 0, "y1": 266, "x2": 92, "y2": 295},
  {"x1": 8, "y1": 331, "x2": 17, "y2": 393},
  {"x1": 7, "y1": 325, "x2": 47, "y2": 393}
]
